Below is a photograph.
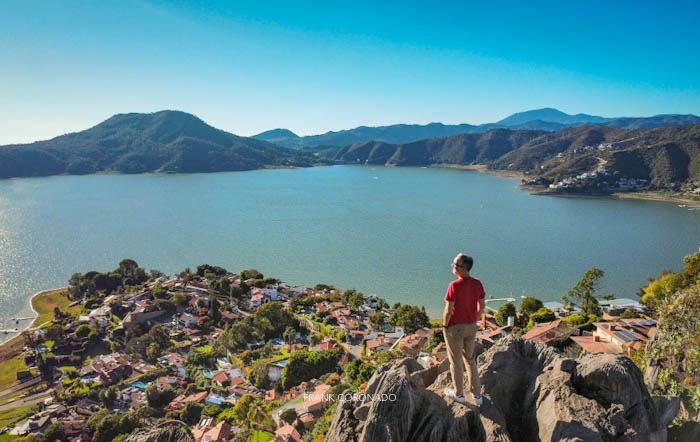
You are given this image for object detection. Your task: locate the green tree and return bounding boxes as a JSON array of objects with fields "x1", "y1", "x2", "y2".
[
  {"x1": 41, "y1": 423, "x2": 65, "y2": 442},
  {"x1": 240, "y1": 269, "x2": 263, "y2": 280},
  {"x1": 561, "y1": 267, "x2": 611, "y2": 316},
  {"x1": 280, "y1": 408, "x2": 298, "y2": 425},
  {"x1": 182, "y1": 401, "x2": 204, "y2": 425},
  {"x1": 388, "y1": 305, "x2": 430, "y2": 334},
  {"x1": 281, "y1": 349, "x2": 342, "y2": 390},
  {"x1": 348, "y1": 291, "x2": 366, "y2": 311},
  {"x1": 283, "y1": 326, "x2": 297, "y2": 344},
  {"x1": 526, "y1": 308, "x2": 556, "y2": 328},
  {"x1": 75, "y1": 324, "x2": 91, "y2": 338},
  {"x1": 344, "y1": 359, "x2": 376, "y2": 387},
  {"x1": 249, "y1": 360, "x2": 271, "y2": 390},
  {"x1": 518, "y1": 297, "x2": 543, "y2": 317},
  {"x1": 495, "y1": 302, "x2": 517, "y2": 327},
  {"x1": 647, "y1": 285, "x2": 700, "y2": 416},
  {"x1": 232, "y1": 394, "x2": 257, "y2": 425},
  {"x1": 145, "y1": 384, "x2": 177, "y2": 408}
]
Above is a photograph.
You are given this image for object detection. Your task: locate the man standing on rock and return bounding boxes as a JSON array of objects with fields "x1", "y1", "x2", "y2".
[{"x1": 443, "y1": 253, "x2": 485, "y2": 406}]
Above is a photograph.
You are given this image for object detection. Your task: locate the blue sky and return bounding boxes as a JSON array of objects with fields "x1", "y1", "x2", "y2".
[{"x1": 1, "y1": 0, "x2": 699, "y2": 143}]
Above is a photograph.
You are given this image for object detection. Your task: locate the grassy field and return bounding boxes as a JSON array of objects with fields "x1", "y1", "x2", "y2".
[
  {"x1": 0, "y1": 289, "x2": 76, "y2": 392},
  {"x1": 250, "y1": 429, "x2": 274, "y2": 442},
  {"x1": 0, "y1": 404, "x2": 32, "y2": 431},
  {"x1": 31, "y1": 288, "x2": 81, "y2": 326}
]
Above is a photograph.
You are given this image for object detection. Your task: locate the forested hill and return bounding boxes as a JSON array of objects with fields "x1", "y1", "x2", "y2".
[
  {"x1": 0, "y1": 111, "x2": 320, "y2": 179},
  {"x1": 334, "y1": 124, "x2": 700, "y2": 191}
]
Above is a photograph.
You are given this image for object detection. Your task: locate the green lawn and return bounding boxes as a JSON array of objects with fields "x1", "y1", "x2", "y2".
[
  {"x1": 0, "y1": 404, "x2": 32, "y2": 430},
  {"x1": 31, "y1": 288, "x2": 77, "y2": 327},
  {"x1": 0, "y1": 356, "x2": 27, "y2": 392},
  {"x1": 250, "y1": 429, "x2": 274, "y2": 442},
  {"x1": 289, "y1": 395, "x2": 305, "y2": 406}
]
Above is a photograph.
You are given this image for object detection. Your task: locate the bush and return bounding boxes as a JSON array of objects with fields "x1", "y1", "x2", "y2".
[
  {"x1": 281, "y1": 349, "x2": 342, "y2": 390},
  {"x1": 495, "y1": 302, "x2": 517, "y2": 327}
]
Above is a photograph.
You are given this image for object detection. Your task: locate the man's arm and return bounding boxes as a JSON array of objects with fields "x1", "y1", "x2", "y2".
[
  {"x1": 478, "y1": 298, "x2": 485, "y2": 315},
  {"x1": 443, "y1": 301, "x2": 454, "y2": 327}
]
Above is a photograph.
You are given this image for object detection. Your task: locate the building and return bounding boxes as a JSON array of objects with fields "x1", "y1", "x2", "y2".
[
  {"x1": 522, "y1": 320, "x2": 574, "y2": 346},
  {"x1": 274, "y1": 424, "x2": 302, "y2": 442},
  {"x1": 397, "y1": 328, "x2": 432, "y2": 357},
  {"x1": 572, "y1": 318, "x2": 656, "y2": 355},
  {"x1": 90, "y1": 353, "x2": 132, "y2": 385}
]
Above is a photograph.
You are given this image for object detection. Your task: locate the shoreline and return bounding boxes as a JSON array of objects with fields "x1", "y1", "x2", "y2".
[
  {"x1": 0, "y1": 287, "x2": 67, "y2": 347},
  {"x1": 431, "y1": 164, "x2": 526, "y2": 179},
  {"x1": 516, "y1": 184, "x2": 700, "y2": 206}
]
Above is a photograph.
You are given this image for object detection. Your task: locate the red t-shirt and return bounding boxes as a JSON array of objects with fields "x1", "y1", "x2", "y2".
[{"x1": 444, "y1": 276, "x2": 485, "y2": 326}]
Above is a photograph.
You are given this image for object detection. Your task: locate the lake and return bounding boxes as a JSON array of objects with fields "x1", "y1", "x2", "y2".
[{"x1": 1, "y1": 165, "x2": 698, "y2": 342}]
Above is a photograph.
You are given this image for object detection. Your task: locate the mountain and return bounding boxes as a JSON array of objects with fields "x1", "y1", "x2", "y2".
[
  {"x1": 333, "y1": 123, "x2": 700, "y2": 191},
  {"x1": 496, "y1": 107, "x2": 613, "y2": 126},
  {"x1": 251, "y1": 128, "x2": 302, "y2": 147},
  {"x1": 257, "y1": 109, "x2": 699, "y2": 149},
  {"x1": 605, "y1": 114, "x2": 700, "y2": 129},
  {"x1": 0, "y1": 111, "x2": 320, "y2": 179},
  {"x1": 334, "y1": 129, "x2": 547, "y2": 166}
]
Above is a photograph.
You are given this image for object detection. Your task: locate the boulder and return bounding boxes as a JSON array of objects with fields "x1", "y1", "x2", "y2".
[{"x1": 327, "y1": 335, "x2": 679, "y2": 442}]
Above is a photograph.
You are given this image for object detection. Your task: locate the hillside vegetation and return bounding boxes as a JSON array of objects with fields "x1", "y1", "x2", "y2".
[
  {"x1": 333, "y1": 124, "x2": 700, "y2": 192},
  {"x1": 0, "y1": 111, "x2": 320, "y2": 179}
]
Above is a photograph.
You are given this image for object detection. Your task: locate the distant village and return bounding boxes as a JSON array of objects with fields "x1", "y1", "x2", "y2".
[{"x1": 2, "y1": 261, "x2": 656, "y2": 442}]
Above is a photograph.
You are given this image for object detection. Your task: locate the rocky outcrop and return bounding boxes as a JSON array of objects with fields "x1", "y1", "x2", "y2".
[
  {"x1": 125, "y1": 421, "x2": 195, "y2": 442},
  {"x1": 327, "y1": 335, "x2": 679, "y2": 442}
]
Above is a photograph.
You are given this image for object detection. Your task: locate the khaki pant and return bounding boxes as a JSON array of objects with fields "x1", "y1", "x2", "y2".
[{"x1": 443, "y1": 322, "x2": 481, "y2": 397}]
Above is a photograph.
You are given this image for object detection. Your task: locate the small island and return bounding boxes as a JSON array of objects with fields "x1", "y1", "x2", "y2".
[{"x1": 0, "y1": 255, "x2": 697, "y2": 441}]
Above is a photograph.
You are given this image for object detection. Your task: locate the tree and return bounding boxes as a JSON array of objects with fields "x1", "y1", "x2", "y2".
[
  {"x1": 370, "y1": 312, "x2": 387, "y2": 331},
  {"x1": 283, "y1": 326, "x2": 297, "y2": 344},
  {"x1": 253, "y1": 302, "x2": 297, "y2": 340},
  {"x1": 281, "y1": 349, "x2": 342, "y2": 390},
  {"x1": 526, "y1": 308, "x2": 556, "y2": 328},
  {"x1": 280, "y1": 408, "x2": 298, "y2": 425},
  {"x1": 173, "y1": 292, "x2": 190, "y2": 307},
  {"x1": 388, "y1": 305, "x2": 430, "y2": 334},
  {"x1": 495, "y1": 302, "x2": 517, "y2": 327},
  {"x1": 41, "y1": 423, "x2": 65, "y2": 442},
  {"x1": 348, "y1": 291, "x2": 366, "y2": 311},
  {"x1": 99, "y1": 386, "x2": 118, "y2": 407},
  {"x1": 647, "y1": 286, "x2": 700, "y2": 417},
  {"x1": 240, "y1": 269, "x2": 263, "y2": 280},
  {"x1": 249, "y1": 360, "x2": 271, "y2": 389},
  {"x1": 145, "y1": 384, "x2": 177, "y2": 408},
  {"x1": 93, "y1": 411, "x2": 139, "y2": 442},
  {"x1": 232, "y1": 394, "x2": 257, "y2": 425},
  {"x1": 561, "y1": 267, "x2": 611, "y2": 316},
  {"x1": 247, "y1": 400, "x2": 273, "y2": 430},
  {"x1": 518, "y1": 297, "x2": 543, "y2": 317},
  {"x1": 182, "y1": 401, "x2": 204, "y2": 425},
  {"x1": 75, "y1": 324, "x2": 91, "y2": 338},
  {"x1": 344, "y1": 359, "x2": 376, "y2": 387}
]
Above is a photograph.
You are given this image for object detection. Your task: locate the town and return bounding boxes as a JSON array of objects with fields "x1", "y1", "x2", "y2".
[{"x1": 0, "y1": 260, "x2": 663, "y2": 442}]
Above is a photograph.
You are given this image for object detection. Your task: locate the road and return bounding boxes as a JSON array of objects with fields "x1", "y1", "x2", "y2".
[
  {"x1": 0, "y1": 377, "x2": 44, "y2": 398},
  {"x1": 0, "y1": 390, "x2": 52, "y2": 411}
]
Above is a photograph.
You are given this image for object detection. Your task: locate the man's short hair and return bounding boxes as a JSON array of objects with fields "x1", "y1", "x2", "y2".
[{"x1": 456, "y1": 253, "x2": 473, "y2": 271}]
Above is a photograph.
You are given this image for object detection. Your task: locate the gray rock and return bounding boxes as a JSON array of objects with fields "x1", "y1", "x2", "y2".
[{"x1": 328, "y1": 335, "x2": 680, "y2": 442}]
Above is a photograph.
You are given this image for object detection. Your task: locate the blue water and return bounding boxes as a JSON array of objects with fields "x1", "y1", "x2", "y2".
[{"x1": 1, "y1": 165, "x2": 699, "y2": 342}]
